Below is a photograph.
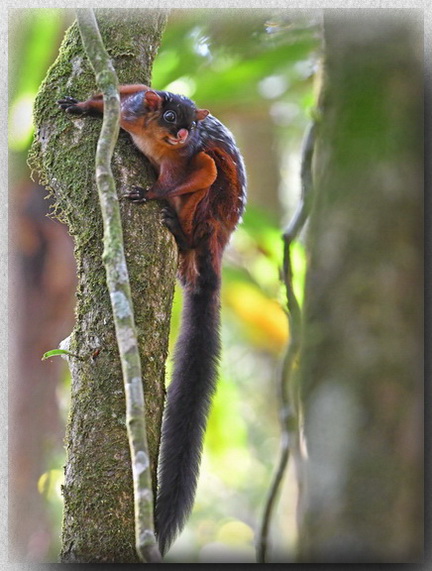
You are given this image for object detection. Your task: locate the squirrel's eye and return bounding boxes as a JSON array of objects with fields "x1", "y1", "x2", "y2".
[{"x1": 163, "y1": 110, "x2": 177, "y2": 123}]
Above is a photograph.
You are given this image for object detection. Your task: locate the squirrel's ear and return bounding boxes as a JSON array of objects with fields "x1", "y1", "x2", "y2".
[
  {"x1": 195, "y1": 108, "x2": 209, "y2": 121},
  {"x1": 144, "y1": 90, "x2": 163, "y2": 110}
]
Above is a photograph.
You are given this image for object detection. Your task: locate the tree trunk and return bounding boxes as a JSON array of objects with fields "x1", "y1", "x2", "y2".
[
  {"x1": 30, "y1": 9, "x2": 176, "y2": 563},
  {"x1": 296, "y1": 11, "x2": 423, "y2": 563}
]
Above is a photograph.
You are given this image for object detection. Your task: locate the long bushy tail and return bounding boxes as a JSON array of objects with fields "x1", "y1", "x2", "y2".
[{"x1": 155, "y1": 261, "x2": 221, "y2": 556}]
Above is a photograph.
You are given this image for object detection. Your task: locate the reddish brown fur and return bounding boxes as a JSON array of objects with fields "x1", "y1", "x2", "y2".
[{"x1": 63, "y1": 85, "x2": 243, "y2": 291}]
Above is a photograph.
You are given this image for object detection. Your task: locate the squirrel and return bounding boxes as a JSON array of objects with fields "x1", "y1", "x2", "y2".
[{"x1": 58, "y1": 84, "x2": 247, "y2": 555}]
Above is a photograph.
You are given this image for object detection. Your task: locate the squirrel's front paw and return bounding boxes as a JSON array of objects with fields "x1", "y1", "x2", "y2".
[{"x1": 57, "y1": 96, "x2": 86, "y2": 115}]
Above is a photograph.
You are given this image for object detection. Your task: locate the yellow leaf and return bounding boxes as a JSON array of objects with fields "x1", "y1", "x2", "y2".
[{"x1": 224, "y1": 283, "x2": 288, "y2": 353}]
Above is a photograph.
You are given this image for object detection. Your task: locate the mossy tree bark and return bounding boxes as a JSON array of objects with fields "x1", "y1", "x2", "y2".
[
  {"x1": 30, "y1": 9, "x2": 176, "y2": 563},
  {"x1": 296, "y1": 11, "x2": 423, "y2": 563}
]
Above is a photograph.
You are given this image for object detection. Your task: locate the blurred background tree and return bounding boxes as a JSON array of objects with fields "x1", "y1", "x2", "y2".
[
  {"x1": 9, "y1": 7, "x2": 319, "y2": 563},
  {"x1": 296, "y1": 12, "x2": 423, "y2": 562},
  {"x1": 9, "y1": 9, "x2": 78, "y2": 562}
]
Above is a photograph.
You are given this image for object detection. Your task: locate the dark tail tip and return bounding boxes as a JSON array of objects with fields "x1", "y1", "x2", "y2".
[
  {"x1": 155, "y1": 501, "x2": 178, "y2": 557},
  {"x1": 155, "y1": 409, "x2": 203, "y2": 556}
]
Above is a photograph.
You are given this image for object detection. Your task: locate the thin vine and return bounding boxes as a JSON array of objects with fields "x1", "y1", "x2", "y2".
[
  {"x1": 257, "y1": 121, "x2": 317, "y2": 563},
  {"x1": 76, "y1": 9, "x2": 161, "y2": 563}
]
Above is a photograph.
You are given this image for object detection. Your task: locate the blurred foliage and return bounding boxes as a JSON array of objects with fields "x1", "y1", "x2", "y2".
[
  {"x1": 9, "y1": 7, "x2": 320, "y2": 562},
  {"x1": 9, "y1": 10, "x2": 72, "y2": 153},
  {"x1": 152, "y1": 9, "x2": 320, "y2": 127}
]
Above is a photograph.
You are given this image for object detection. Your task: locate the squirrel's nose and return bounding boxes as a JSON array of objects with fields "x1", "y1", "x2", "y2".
[{"x1": 177, "y1": 128, "x2": 189, "y2": 143}]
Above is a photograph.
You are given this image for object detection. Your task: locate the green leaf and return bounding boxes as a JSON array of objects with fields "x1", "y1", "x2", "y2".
[{"x1": 41, "y1": 349, "x2": 76, "y2": 361}]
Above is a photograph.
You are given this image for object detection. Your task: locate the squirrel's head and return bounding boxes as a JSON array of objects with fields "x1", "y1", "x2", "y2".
[{"x1": 144, "y1": 90, "x2": 209, "y2": 146}]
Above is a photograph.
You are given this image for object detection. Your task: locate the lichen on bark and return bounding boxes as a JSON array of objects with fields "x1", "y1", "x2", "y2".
[{"x1": 29, "y1": 9, "x2": 176, "y2": 563}]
